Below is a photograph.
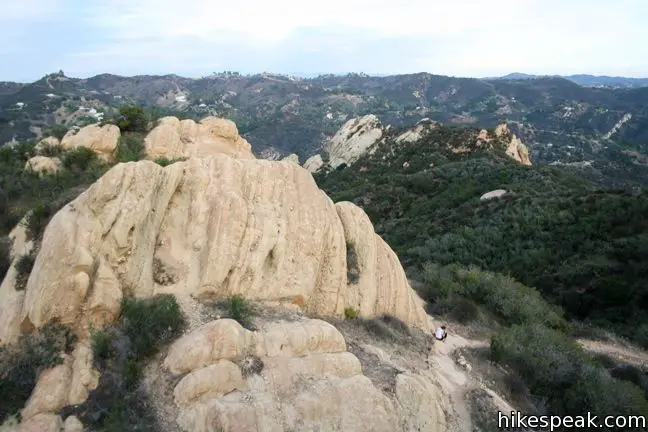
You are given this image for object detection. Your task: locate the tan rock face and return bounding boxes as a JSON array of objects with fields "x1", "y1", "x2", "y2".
[
  {"x1": 14, "y1": 156, "x2": 428, "y2": 334},
  {"x1": 18, "y1": 414, "x2": 62, "y2": 432},
  {"x1": 506, "y1": 136, "x2": 532, "y2": 166},
  {"x1": 61, "y1": 124, "x2": 120, "y2": 162},
  {"x1": 302, "y1": 154, "x2": 324, "y2": 173},
  {"x1": 395, "y1": 119, "x2": 438, "y2": 144},
  {"x1": 171, "y1": 318, "x2": 402, "y2": 432},
  {"x1": 24, "y1": 156, "x2": 61, "y2": 176},
  {"x1": 281, "y1": 153, "x2": 300, "y2": 165},
  {"x1": 325, "y1": 115, "x2": 384, "y2": 168},
  {"x1": 494, "y1": 123, "x2": 532, "y2": 166},
  {"x1": 144, "y1": 116, "x2": 254, "y2": 161}
]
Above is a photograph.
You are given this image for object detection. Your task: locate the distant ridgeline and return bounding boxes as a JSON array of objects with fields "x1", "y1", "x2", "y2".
[
  {"x1": 1, "y1": 71, "x2": 648, "y2": 180},
  {"x1": 316, "y1": 123, "x2": 648, "y2": 346}
]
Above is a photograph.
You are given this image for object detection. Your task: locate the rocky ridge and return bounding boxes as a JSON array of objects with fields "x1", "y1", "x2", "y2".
[{"x1": 0, "y1": 116, "x2": 450, "y2": 432}]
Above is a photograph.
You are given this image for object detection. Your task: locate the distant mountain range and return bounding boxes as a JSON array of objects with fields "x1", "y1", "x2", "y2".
[
  {"x1": 1, "y1": 70, "x2": 648, "y2": 185},
  {"x1": 488, "y1": 73, "x2": 648, "y2": 89}
]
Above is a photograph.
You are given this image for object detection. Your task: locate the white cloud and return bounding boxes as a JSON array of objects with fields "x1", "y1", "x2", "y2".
[{"x1": 2, "y1": 0, "x2": 648, "y2": 79}]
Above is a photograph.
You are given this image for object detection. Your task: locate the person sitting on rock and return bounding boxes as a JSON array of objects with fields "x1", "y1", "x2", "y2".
[{"x1": 434, "y1": 325, "x2": 447, "y2": 342}]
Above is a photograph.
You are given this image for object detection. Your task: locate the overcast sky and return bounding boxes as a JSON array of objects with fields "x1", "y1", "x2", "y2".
[{"x1": 1, "y1": 0, "x2": 647, "y2": 82}]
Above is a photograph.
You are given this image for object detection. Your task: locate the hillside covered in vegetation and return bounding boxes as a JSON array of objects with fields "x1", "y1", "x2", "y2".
[{"x1": 316, "y1": 125, "x2": 648, "y2": 347}]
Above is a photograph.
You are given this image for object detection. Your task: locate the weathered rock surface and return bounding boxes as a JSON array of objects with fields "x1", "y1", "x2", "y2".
[
  {"x1": 144, "y1": 116, "x2": 254, "y2": 161},
  {"x1": 61, "y1": 124, "x2": 120, "y2": 162},
  {"x1": 169, "y1": 318, "x2": 444, "y2": 432},
  {"x1": 281, "y1": 153, "x2": 300, "y2": 165},
  {"x1": 11, "y1": 155, "x2": 428, "y2": 339},
  {"x1": 0, "y1": 222, "x2": 34, "y2": 344},
  {"x1": 506, "y1": 135, "x2": 532, "y2": 166},
  {"x1": 396, "y1": 119, "x2": 438, "y2": 143},
  {"x1": 325, "y1": 115, "x2": 384, "y2": 168},
  {"x1": 302, "y1": 154, "x2": 324, "y2": 173},
  {"x1": 35, "y1": 136, "x2": 61, "y2": 152},
  {"x1": 494, "y1": 124, "x2": 532, "y2": 165},
  {"x1": 24, "y1": 156, "x2": 61, "y2": 176},
  {"x1": 480, "y1": 189, "x2": 507, "y2": 200}
]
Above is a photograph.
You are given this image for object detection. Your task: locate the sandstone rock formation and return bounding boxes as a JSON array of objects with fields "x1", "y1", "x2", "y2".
[
  {"x1": 61, "y1": 124, "x2": 120, "y2": 162},
  {"x1": 494, "y1": 124, "x2": 532, "y2": 165},
  {"x1": 480, "y1": 189, "x2": 508, "y2": 201},
  {"x1": 325, "y1": 115, "x2": 384, "y2": 168},
  {"x1": 166, "y1": 318, "x2": 447, "y2": 432},
  {"x1": 144, "y1": 116, "x2": 254, "y2": 161},
  {"x1": 0, "y1": 222, "x2": 34, "y2": 344},
  {"x1": 281, "y1": 153, "x2": 300, "y2": 165},
  {"x1": 506, "y1": 135, "x2": 532, "y2": 166},
  {"x1": 9, "y1": 155, "x2": 427, "y2": 339},
  {"x1": 396, "y1": 119, "x2": 438, "y2": 143},
  {"x1": 24, "y1": 156, "x2": 61, "y2": 176},
  {"x1": 303, "y1": 154, "x2": 324, "y2": 173}
]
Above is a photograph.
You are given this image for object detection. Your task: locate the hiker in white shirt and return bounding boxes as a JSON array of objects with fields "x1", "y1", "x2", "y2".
[{"x1": 434, "y1": 325, "x2": 447, "y2": 342}]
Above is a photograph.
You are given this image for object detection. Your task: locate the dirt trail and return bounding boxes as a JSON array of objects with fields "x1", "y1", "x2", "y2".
[
  {"x1": 578, "y1": 338, "x2": 648, "y2": 367},
  {"x1": 427, "y1": 335, "x2": 499, "y2": 431}
]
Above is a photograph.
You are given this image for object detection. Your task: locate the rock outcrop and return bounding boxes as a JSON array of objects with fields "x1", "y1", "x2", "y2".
[
  {"x1": 281, "y1": 153, "x2": 300, "y2": 165},
  {"x1": 166, "y1": 318, "x2": 447, "y2": 432},
  {"x1": 396, "y1": 119, "x2": 438, "y2": 143},
  {"x1": 61, "y1": 124, "x2": 121, "y2": 162},
  {"x1": 303, "y1": 154, "x2": 324, "y2": 173},
  {"x1": 506, "y1": 135, "x2": 532, "y2": 166},
  {"x1": 144, "y1": 116, "x2": 254, "y2": 161},
  {"x1": 325, "y1": 115, "x2": 384, "y2": 168},
  {"x1": 494, "y1": 124, "x2": 532, "y2": 166},
  {"x1": 480, "y1": 189, "x2": 507, "y2": 201},
  {"x1": 24, "y1": 156, "x2": 61, "y2": 176},
  {"x1": 10, "y1": 155, "x2": 428, "y2": 339}
]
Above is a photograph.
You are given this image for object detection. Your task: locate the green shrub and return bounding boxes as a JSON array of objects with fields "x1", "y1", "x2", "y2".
[
  {"x1": 38, "y1": 144, "x2": 65, "y2": 158},
  {"x1": 115, "y1": 133, "x2": 145, "y2": 163},
  {"x1": 344, "y1": 307, "x2": 359, "y2": 320},
  {"x1": 490, "y1": 324, "x2": 648, "y2": 422},
  {"x1": 44, "y1": 124, "x2": 69, "y2": 141},
  {"x1": 220, "y1": 294, "x2": 256, "y2": 330},
  {"x1": 23, "y1": 201, "x2": 56, "y2": 240},
  {"x1": 62, "y1": 147, "x2": 98, "y2": 172},
  {"x1": 62, "y1": 295, "x2": 184, "y2": 431},
  {"x1": 0, "y1": 322, "x2": 76, "y2": 422},
  {"x1": 563, "y1": 365, "x2": 648, "y2": 429},
  {"x1": 90, "y1": 326, "x2": 115, "y2": 368},
  {"x1": 346, "y1": 241, "x2": 360, "y2": 284},
  {"x1": 14, "y1": 253, "x2": 36, "y2": 291},
  {"x1": 421, "y1": 263, "x2": 566, "y2": 329},
  {"x1": 120, "y1": 294, "x2": 185, "y2": 359},
  {"x1": 116, "y1": 105, "x2": 148, "y2": 133},
  {"x1": 153, "y1": 157, "x2": 187, "y2": 167},
  {"x1": 491, "y1": 325, "x2": 588, "y2": 400}
]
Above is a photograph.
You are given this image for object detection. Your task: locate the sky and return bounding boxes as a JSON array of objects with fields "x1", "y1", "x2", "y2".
[{"x1": 1, "y1": 0, "x2": 647, "y2": 82}]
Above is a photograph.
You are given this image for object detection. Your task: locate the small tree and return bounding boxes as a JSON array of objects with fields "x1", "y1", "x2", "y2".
[{"x1": 116, "y1": 105, "x2": 148, "y2": 133}]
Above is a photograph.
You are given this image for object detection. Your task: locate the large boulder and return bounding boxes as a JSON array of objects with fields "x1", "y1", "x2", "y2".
[
  {"x1": 35, "y1": 136, "x2": 61, "y2": 152},
  {"x1": 168, "y1": 318, "x2": 446, "y2": 432},
  {"x1": 10, "y1": 155, "x2": 428, "y2": 338},
  {"x1": 24, "y1": 156, "x2": 61, "y2": 176},
  {"x1": 325, "y1": 115, "x2": 384, "y2": 168},
  {"x1": 144, "y1": 116, "x2": 254, "y2": 161},
  {"x1": 61, "y1": 124, "x2": 121, "y2": 162},
  {"x1": 303, "y1": 154, "x2": 324, "y2": 173}
]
